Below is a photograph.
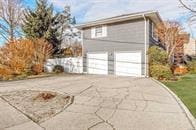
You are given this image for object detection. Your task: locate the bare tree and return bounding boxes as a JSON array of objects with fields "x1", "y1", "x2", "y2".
[
  {"x1": 179, "y1": 0, "x2": 196, "y2": 13},
  {"x1": 0, "y1": 0, "x2": 23, "y2": 41},
  {"x1": 156, "y1": 21, "x2": 189, "y2": 64},
  {"x1": 179, "y1": 0, "x2": 196, "y2": 37}
]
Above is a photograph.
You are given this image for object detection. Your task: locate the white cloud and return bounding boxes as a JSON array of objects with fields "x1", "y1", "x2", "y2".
[
  {"x1": 49, "y1": 0, "x2": 195, "y2": 37},
  {"x1": 84, "y1": 0, "x2": 190, "y2": 21},
  {"x1": 49, "y1": 0, "x2": 90, "y2": 15},
  {"x1": 49, "y1": 0, "x2": 189, "y2": 21}
]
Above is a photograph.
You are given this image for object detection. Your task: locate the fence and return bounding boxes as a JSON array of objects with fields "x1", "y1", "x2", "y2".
[{"x1": 45, "y1": 57, "x2": 83, "y2": 73}]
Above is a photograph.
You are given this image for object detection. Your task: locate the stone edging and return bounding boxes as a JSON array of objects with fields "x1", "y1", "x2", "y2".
[{"x1": 152, "y1": 78, "x2": 196, "y2": 130}]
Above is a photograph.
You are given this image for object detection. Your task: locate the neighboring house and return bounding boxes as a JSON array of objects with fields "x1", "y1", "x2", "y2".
[
  {"x1": 173, "y1": 33, "x2": 190, "y2": 64},
  {"x1": 184, "y1": 37, "x2": 196, "y2": 56},
  {"x1": 77, "y1": 11, "x2": 162, "y2": 77}
]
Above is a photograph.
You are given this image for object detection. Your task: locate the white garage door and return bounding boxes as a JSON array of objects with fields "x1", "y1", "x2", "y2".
[
  {"x1": 115, "y1": 52, "x2": 142, "y2": 76},
  {"x1": 87, "y1": 53, "x2": 108, "y2": 75}
]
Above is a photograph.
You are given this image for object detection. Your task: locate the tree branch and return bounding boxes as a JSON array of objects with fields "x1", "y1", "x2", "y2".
[{"x1": 179, "y1": 0, "x2": 196, "y2": 13}]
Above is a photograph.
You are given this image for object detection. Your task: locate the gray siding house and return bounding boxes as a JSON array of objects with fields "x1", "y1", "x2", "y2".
[{"x1": 77, "y1": 11, "x2": 162, "y2": 77}]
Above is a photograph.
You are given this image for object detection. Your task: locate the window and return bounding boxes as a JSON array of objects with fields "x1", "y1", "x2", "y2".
[
  {"x1": 95, "y1": 26, "x2": 103, "y2": 37},
  {"x1": 91, "y1": 25, "x2": 107, "y2": 38},
  {"x1": 152, "y1": 22, "x2": 158, "y2": 41}
]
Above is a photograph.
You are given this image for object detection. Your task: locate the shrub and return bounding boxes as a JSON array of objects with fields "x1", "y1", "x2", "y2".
[
  {"x1": 0, "y1": 38, "x2": 53, "y2": 80},
  {"x1": 187, "y1": 60, "x2": 196, "y2": 74},
  {"x1": 0, "y1": 66, "x2": 13, "y2": 80},
  {"x1": 63, "y1": 47, "x2": 74, "y2": 57},
  {"x1": 53, "y1": 65, "x2": 64, "y2": 73},
  {"x1": 150, "y1": 64, "x2": 173, "y2": 80},
  {"x1": 0, "y1": 39, "x2": 35, "y2": 76},
  {"x1": 148, "y1": 46, "x2": 168, "y2": 65},
  {"x1": 33, "y1": 38, "x2": 53, "y2": 64},
  {"x1": 31, "y1": 64, "x2": 44, "y2": 75},
  {"x1": 173, "y1": 65, "x2": 188, "y2": 75},
  {"x1": 55, "y1": 44, "x2": 82, "y2": 58}
]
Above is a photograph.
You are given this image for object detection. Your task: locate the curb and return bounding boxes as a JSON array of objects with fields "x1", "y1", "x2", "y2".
[{"x1": 152, "y1": 78, "x2": 196, "y2": 130}]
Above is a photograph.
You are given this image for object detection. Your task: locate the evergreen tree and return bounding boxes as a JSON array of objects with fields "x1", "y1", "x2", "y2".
[
  {"x1": 57, "y1": 6, "x2": 80, "y2": 50},
  {"x1": 22, "y1": 0, "x2": 60, "y2": 51},
  {"x1": 57, "y1": 6, "x2": 73, "y2": 42},
  {"x1": 71, "y1": 17, "x2": 76, "y2": 25}
]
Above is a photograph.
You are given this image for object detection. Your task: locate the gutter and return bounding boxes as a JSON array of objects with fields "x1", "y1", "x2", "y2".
[
  {"x1": 76, "y1": 11, "x2": 161, "y2": 29},
  {"x1": 143, "y1": 14, "x2": 148, "y2": 77}
]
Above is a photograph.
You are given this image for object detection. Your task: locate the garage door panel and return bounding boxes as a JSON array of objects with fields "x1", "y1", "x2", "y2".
[
  {"x1": 116, "y1": 64, "x2": 140, "y2": 70},
  {"x1": 87, "y1": 53, "x2": 108, "y2": 75},
  {"x1": 116, "y1": 53, "x2": 141, "y2": 62},
  {"x1": 115, "y1": 52, "x2": 142, "y2": 76},
  {"x1": 116, "y1": 64, "x2": 141, "y2": 75}
]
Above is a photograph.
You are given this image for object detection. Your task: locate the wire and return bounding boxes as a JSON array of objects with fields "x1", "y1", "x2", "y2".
[
  {"x1": 46, "y1": 57, "x2": 147, "y2": 75},
  {"x1": 83, "y1": 37, "x2": 145, "y2": 45},
  {"x1": 82, "y1": 56, "x2": 147, "y2": 64},
  {"x1": 48, "y1": 56, "x2": 147, "y2": 64},
  {"x1": 47, "y1": 64, "x2": 143, "y2": 75}
]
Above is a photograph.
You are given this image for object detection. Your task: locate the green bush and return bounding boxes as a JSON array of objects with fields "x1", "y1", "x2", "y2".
[
  {"x1": 150, "y1": 64, "x2": 173, "y2": 80},
  {"x1": 187, "y1": 60, "x2": 196, "y2": 74},
  {"x1": 53, "y1": 65, "x2": 64, "y2": 73},
  {"x1": 148, "y1": 46, "x2": 168, "y2": 65}
]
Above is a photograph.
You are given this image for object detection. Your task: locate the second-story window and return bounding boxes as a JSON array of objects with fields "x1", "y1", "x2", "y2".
[
  {"x1": 95, "y1": 26, "x2": 103, "y2": 37},
  {"x1": 91, "y1": 25, "x2": 107, "y2": 38}
]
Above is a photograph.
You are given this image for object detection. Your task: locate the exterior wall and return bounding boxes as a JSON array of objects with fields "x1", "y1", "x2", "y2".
[
  {"x1": 82, "y1": 18, "x2": 150, "y2": 76},
  {"x1": 149, "y1": 20, "x2": 160, "y2": 46},
  {"x1": 184, "y1": 38, "x2": 196, "y2": 56}
]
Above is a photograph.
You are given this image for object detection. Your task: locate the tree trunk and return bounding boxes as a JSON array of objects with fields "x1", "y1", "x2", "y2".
[{"x1": 10, "y1": 25, "x2": 14, "y2": 41}]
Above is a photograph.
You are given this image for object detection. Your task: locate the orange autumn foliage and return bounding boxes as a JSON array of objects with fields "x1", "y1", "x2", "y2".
[
  {"x1": 31, "y1": 64, "x2": 44, "y2": 75},
  {"x1": 62, "y1": 44, "x2": 82, "y2": 57},
  {"x1": 0, "y1": 39, "x2": 53, "y2": 80},
  {"x1": 174, "y1": 65, "x2": 188, "y2": 75}
]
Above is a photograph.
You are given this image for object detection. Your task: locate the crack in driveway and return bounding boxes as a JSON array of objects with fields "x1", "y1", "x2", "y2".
[
  {"x1": 87, "y1": 81, "x2": 134, "y2": 130},
  {"x1": 0, "y1": 75, "x2": 194, "y2": 130}
]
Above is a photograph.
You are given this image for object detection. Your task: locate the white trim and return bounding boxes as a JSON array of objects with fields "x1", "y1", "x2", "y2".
[
  {"x1": 102, "y1": 25, "x2": 107, "y2": 37},
  {"x1": 76, "y1": 11, "x2": 162, "y2": 29},
  {"x1": 86, "y1": 52, "x2": 108, "y2": 75},
  {"x1": 143, "y1": 14, "x2": 148, "y2": 77},
  {"x1": 81, "y1": 30, "x2": 84, "y2": 73},
  {"x1": 91, "y1": 27, "x2": 96, "y2": 38},
  {"x1": 91, "y1": 25, "x2": 107, "y2": 38},
  {"x1": 87, "y1": 51, "x2": 108, "y2": 54},
  {"x1": 114, "y1": 51, "x2": 142, "y2": 77}
]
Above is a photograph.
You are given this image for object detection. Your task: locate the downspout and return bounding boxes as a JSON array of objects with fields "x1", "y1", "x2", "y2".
[
  {"x1": 143, "y1": 14, "x2": 148, "y2": 77},
  {"x1": 81, "y1": 30, "x2": 85, "y2": 73}
]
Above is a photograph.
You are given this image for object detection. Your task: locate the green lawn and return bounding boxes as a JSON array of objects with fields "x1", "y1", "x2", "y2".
[{"x1": 163, "y1": 74, "x2": 196, "y2": 118}]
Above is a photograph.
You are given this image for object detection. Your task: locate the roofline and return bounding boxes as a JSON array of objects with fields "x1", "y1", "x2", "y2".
[{"x1": 76, "y1": 10, "x2": 163, "y2": 29}]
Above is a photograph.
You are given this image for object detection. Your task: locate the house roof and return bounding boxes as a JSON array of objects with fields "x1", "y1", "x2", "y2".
[{"x1": 76, "y1": 10, "x2": 163, "y2": 29}]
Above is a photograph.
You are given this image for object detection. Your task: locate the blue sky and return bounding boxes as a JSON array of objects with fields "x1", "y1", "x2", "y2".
[
  {"x1": 23, "y1": 0, "x2": 195, "y2": 37},
  {"x1": 0, "y1": 0, "x2": 195, "y2": 46}
]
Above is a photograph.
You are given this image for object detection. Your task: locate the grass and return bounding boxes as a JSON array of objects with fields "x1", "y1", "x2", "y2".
[{"x1": 162, "y1": 74, "x2": 196, "y2": 118}]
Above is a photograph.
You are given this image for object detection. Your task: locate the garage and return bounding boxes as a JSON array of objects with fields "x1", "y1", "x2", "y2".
[
  {"x1": 115, "y1": 52, "x2": 142, "y2": 76},
  {"x1": 87, "y1": 53, "x2": 108, "y2": 75}
]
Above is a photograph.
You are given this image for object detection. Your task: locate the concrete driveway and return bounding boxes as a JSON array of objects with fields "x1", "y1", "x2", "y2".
[{"x1": 0, "y1": 75, "x2": 194, "y2": 130}]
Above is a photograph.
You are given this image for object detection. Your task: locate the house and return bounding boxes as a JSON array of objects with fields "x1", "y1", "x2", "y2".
[
  {"x1": 77, "y1": 11, "x2": 163, "y2": 77},
  {"x1": 184, "y1": 37, "x2": 196, "y2": 56},
  {"x1": 173, "y1": 33, "x2": 190, "y2": 64}
]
